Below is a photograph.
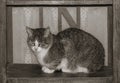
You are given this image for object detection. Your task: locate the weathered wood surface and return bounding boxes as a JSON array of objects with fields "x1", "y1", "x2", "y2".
[
  {"x1": 7, "y1": 64, "x2": 112, "y2": 83},
  {"x1": 7, "y1": 77, "x2": 112, "y2": 83},
  {"x1": 7, "y1": 64, "x2": 112, "y2": 78},
  {"x1": 113, "y1": 0, "x2": 120, "y2": 83},
  {"x1": 0, "y1": 0, "x2": 6, "y2": 83},
  {"x1": 107, "y1": 6, "x2": 113, "y2": 67},
  {"x1": 7, "y1": 0, "x2": 113, "y2": 6},
  {"x1": 7, "y1": 7, "x2": 13, "y2": 64}
]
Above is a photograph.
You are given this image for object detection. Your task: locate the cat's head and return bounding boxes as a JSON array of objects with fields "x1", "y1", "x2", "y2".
[{"x1": 26, "y1": 26, "x2": 53, "y2": 53}]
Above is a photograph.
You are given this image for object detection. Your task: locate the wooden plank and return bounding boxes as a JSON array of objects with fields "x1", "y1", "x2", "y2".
[
  {"x1": 7, "y1": 77, "x2": 112, "y2": 83},
  {"x1": 0, "y1": 0, "x2": 6, "y2": 83},
  {"x1": 113, "y1": 0, "x2": 120, "y2": 83},
  {"x1": 107, "y1": 6, "x2": 113, "y2": 67},
  {"x1": 58, "y1": 7, "x2": 62, "y2": 32},
  {"x1": 6, "y1": 0, "x2": 113, "y2": 6},
  {"x1": 77, "y1": 7, "x2": 80, "y2": 28},
  {"x1": 7, "y1": 64, "x2": 112, "y2": 78},
  {"x1": 39, "y1": 7, "x2": 43, "y2": 28},
  {"x1": 7, "y1": 7, "x2": 13, "y2": 64}
]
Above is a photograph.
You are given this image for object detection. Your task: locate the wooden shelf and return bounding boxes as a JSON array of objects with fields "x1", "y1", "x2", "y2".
[
  {"x1": 7, "y1": 64, "x2": 112, "y2": 78},
  {"x1": 7, "y1": 64, "x2": 113, "y2": 83}
]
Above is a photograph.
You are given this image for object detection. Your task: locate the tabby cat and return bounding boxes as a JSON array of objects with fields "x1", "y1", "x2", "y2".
[{"x1": 26, "y1": 26, "x2": 105, "y2": 73}]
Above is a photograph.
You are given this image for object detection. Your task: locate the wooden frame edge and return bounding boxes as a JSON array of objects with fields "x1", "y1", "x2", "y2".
[
  {"x1": 0, "y1": 0, "x2": 7, "y2": 83},
  {"x1": 1, "y1": 0, "x2": 120, "y2": 83},
  {"x1": 113, "y1": 0, "x2": 120, "y2": 83},
  {"x1": 6, "y1": 0, "x2": 113, "y2": 6}
]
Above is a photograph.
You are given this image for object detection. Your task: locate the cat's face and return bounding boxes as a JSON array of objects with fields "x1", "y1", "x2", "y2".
[{"x1": 26, "y1": 27, "x2": 52, "y2": 53}]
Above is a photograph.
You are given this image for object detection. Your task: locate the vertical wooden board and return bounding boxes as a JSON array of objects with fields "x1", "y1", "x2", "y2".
[
  {"x1": 113, "y1": 0, "x2": 120, "y2": 83},
  {"x1": 39, "y1": 7, "x2": 43, "y2": 28},
  {"x1": 58, "y1": 7, "x2": 62, "y2": 32},
  {"x1": 77, "y1": 7, "x2": 80, "y2": 28},
  {"x1": 0, "y1": 0, "x2": 6, "y2": 83},
  {"x1": 7, "y1": 7, "x2": 13, "y2": 64},
  {"x1": 107, "y1": 6, "x2": 113, "y2": 67}
]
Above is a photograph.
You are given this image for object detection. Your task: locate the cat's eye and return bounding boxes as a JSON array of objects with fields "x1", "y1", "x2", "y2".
[
  {"x1": 41, "y1": 43, "x2": 48, "y2": 48},
  {"x1": 38, "y1": 44, "x2": 41, "y2": 47}
]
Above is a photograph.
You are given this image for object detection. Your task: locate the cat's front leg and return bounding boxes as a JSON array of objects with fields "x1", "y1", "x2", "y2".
[{"x1": 42, "y1": 66, "x2": 55, "y2": 73}]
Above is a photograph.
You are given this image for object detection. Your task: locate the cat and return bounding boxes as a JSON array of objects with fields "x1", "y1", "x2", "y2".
[{"x1": 26, "y1": 26, "x2": 105, "y2": 74}]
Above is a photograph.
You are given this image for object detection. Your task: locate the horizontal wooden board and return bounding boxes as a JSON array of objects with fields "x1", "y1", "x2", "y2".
[
  {"x1": 7, "y1": 64, "x2": 112, "y2": 83},
  {"x1": 7, "y1": 77, "x2": 112, "y2": 83},
  {"x1": 7, "y1": 0, "x2": 113, "y2": 6},
  {"x1": 7, "y1": 64, "x2": 112, "y2": 78}
]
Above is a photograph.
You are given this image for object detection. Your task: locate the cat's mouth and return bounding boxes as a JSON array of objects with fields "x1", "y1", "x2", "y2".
[
  {"x1": 34, "y1": 48, "x2": 38, "y2": 51},
  {"x1": 33, "y1": 49, "x2": 40, "y2": 52},
  {"x1": 33, "y1": 50, "x2": 40, "y2": 55},
  {"x1": 31, "y1": 48, "x2": 39, "y2": 53}
]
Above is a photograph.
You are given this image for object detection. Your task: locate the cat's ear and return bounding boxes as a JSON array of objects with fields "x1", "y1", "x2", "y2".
[
  {"x1": 26, "y1": 26, "x2": 33, "y2": 37},
  {"x1": 44, "y1": 26, "x2": 50, "y2": 37}
]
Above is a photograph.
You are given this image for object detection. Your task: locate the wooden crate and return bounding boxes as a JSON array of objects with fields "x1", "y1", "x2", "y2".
[{"x1": 0, "y1": 0, "x2": 120, "y2": 83}]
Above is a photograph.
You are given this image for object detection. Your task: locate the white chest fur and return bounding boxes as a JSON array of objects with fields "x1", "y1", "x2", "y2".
[
  {"x1": 57, "y1": 58, "x2": 68, "y2": 70},
  {"x1": 35, "y1": 48, "x2": 49, "y2": 66}
]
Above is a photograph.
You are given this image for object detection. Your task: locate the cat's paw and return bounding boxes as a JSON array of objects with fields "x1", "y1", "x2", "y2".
[
  {"x1": 61, "y1": 67, "x2": 89, "y2": 73},
  {"x1": 42, "y1": 66, "x2": 55, "y2": 74},
  {"x1": 77, "y1": 66, "x2": 89, "y2": 73},
  {"x1": 62, "y1": 68, "x2": 73, "y2": 73}
]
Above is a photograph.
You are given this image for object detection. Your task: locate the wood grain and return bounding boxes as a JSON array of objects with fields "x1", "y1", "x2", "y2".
[
  {"x1": 0, "y1": 0, "x2": 6, "y2": 83},
  {"x1": 6, "y1": 0, "x2": 112, "y2": 6},
  {"x1": 7, "y1": 77, "x2": 112, "y2": 83},
  {"x1": 7, "y1": 64, "x2": 112, "y2": 83},
  {"x1": 113, "y1": 0, "x2": 120, "y2": 83},
  {"x1": 39, "y1": 7, "x2": 43, "y2": 28},
  {"x1": 77, "y1": 7, "x2": 80, "y2": 28},
  {"x1": 107, "y1": 6, "x2": 113, "y2": 67},
  {"x1": 58, "y1": 7, "x2": 62, "y2": 32},
  {"x1": 7, "y1": 7, "x2": 13, "y2": 64}
]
